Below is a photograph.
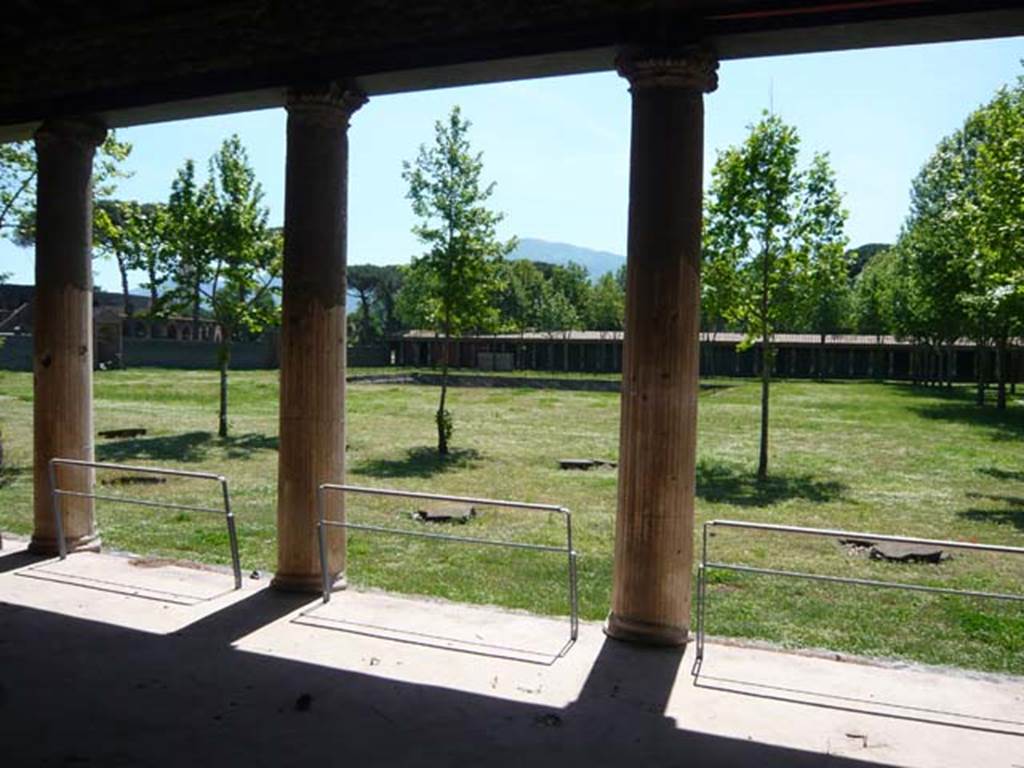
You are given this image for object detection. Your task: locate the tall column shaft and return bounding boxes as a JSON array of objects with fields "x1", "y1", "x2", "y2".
[
  {"x1": 29, "y1": 118, "x2": 106, "y2": 555},
  {"x1": 273, "y1": 84, "x2": 366, "y2": 592},
  {"x1": 607, "y1": 50, "x2": 718, "y2": 646}
]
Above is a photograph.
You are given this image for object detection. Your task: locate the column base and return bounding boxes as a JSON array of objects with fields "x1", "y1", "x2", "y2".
[
  {"x1": 27, "y1": 533, "x2": 101, "y2": 557},
  {"x1": 604, "y1": 612, "x2": 689, "y2": 647},
  {"x1": 270, "y1": 570, "x2": 346, "y2": 594}
]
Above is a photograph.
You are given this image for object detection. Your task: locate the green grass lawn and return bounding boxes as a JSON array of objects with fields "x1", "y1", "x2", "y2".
[{"x1": 1, "y1": 368, "x2": 1022, "y2": 674}]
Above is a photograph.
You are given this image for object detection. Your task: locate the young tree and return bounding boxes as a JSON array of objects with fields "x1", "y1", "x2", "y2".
[
  {"x1": 164, "y1": 137, "x2": 281, "y2": 437},
  {"x1": 165, "y1": 159, "x2": 216, "y2": 339},
  {"x1": 704, "y1": 113, "x2": 847, "y2": 479},
  {"x1": 797, "y1": 154, "x2": 852, "y2": 378},
  {"x1": 402, "y1": 106, "x2": 511, "y2": 455}
]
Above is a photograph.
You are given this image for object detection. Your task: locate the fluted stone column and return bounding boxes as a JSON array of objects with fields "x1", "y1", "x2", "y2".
[
  {"x1": 29, "y1": 117, "x2": 107, "y2": 556},
  {"x1": 273, "y1": 84, "x2": 366, "y2": 592},
  {"x1": 606, "y1": 49, "x2": 718, "y2": 646}
]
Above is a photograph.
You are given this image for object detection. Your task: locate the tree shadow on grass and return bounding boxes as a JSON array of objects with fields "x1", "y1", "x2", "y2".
[
  {"x1": 351, "y1": 447, "x2": 483, "y2": 479},
  {"x1": 696, "y1": 459, "x2": 846, "y2": 508},
  {"x1": 96, "y1": 431, "x2": 277, "y2": 464},
  {"x1": 959, "y1": 492, "x2": 1024, "y2": 533},
  {"x1": 222, "y1": 433, "x2": 278, "y2": 459},
  {"x1": 977, "y1": 467, "x2": 1024, "y2": 483},
  {"x1": 892, "y1": 384, "x2": 1024, "y2": 442},
  {"x1": 0, "y1": 464, "x2": 25, "y2": 488}
]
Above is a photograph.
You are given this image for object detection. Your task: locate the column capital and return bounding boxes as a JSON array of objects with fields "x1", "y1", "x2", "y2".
[
  {"x1": 286, "y1": 82, "x2": 367, "y2": 125},
  {"x1": 616, "y1": 47, "x2": 719, "y2": 93},
  {"x1": 34, "y1": 117, "x2": 108, "y2": 150}
]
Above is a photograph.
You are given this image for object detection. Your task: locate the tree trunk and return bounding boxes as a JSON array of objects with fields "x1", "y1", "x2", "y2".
[
  {"x1": 218, "y1": 338, "x2": 230, "y2": 438},
  {"x1": 758, "y1": 340, "x2": 770, "y2": 481},
  {"x1": 119, "y1": 256, "x2": 133, "y2": 317},
  {"x1": 818, "y1": 332, "x2": 826, "y2": 382},
  {"x1": 976, "y1": 346, "x2": 987, "y2": 406},
  {"x1": 192, "y1": 281, "x2": 202, "y2": 340},
  {"x1": 996, "y1": 336, "x2": 1007, "y2": 411},
  {"x1": 436, "y1": 334, "x2": 450, "y2": 455}
]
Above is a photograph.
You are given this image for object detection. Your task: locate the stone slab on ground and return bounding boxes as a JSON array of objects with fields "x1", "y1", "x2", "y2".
[
  {"x1": 1, "y1": 540, "x2": 1022, "y2": 768},
  {"x1": 869, "y1": 541, "x2": 950, "y2": 563}
]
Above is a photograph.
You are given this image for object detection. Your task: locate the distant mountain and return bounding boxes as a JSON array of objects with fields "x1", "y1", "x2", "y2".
[{"x1": 509, "y1": 238, "x2": 625, "y2": 281}]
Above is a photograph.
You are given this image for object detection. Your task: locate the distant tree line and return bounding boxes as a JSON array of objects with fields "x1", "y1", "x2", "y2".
[{"x1": 347, "y1": 257, "x2": 626, "y2": 346}]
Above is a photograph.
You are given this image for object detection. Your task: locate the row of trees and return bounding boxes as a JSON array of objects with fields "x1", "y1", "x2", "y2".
[{"x1": 848, "y1": 72, "x2": 1023, "y2": 409}]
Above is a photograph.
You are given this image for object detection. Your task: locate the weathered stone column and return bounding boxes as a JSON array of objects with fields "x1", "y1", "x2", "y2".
[
  {"x1": 273, "y1": 84, "x2": 366, "y2": 592},
  {"x1": 606, "y1": 49, "x2": 718, "y2": 646},
  {"x1": 29, "y1": 117, "x2": 107, "y2": 556}
]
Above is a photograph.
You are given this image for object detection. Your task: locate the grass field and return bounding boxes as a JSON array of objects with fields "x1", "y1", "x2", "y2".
[{"x1": 1, "y1": 368, "x2": 1022, "y2": 674}]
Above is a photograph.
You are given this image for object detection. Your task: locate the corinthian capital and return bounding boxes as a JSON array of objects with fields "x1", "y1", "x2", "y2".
[
  {"x1": 34, "y1": 117, "x2": 108, "y2": 150},
  {"x1": 286, "y1": 82, "x2": 367, "y2": 126},
  {"x1": 616, "y1": 47, "x2": 719, "y2": 93}
]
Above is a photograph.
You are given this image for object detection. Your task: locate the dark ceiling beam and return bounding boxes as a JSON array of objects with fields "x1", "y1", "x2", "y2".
[{"x1": 0, "y1": 2, "x2": 1021, "y2": 141}]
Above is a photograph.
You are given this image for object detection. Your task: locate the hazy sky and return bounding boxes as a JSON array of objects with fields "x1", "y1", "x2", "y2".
[{"x1": 2, "y1": 35, "x2": 1022, "y2": 292}]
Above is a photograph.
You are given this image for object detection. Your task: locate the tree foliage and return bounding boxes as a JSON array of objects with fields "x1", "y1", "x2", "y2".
[
  {"x1": 704, "y1": 113, "x2": 848, "y2": 478},
  {"x1": 402, "y1": 106, "x2": 512, "y2": 454},
  {"x1": 162, "y1": 136, "x2": 281, "y2": 436}
]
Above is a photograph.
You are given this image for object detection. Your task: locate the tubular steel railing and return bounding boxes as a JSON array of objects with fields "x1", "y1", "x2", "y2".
[
  {"x1": 49, "y1": 458, "x2": 242, "y2": 590},
  {"x1": 316, "y1": 483, "x2": 579, "y2": 643},
  {"x1": 695, "y1": 519, "x2": 1024, "y2": 664}
]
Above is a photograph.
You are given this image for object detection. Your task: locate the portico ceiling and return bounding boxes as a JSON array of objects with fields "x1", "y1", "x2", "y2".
[{"x1": 1, "y1": 1, "x2": 1022, "y2": 138}]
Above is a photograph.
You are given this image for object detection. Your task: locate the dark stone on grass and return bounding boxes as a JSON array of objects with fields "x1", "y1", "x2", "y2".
[
  {"x1": 414, "y1": 504, "x2": 477, "y2": 524},
  {"x1": 98, "y1": 428, "x2": 147, "y2": 439},
  {"x1": 100, "y1": 475, "x2": 166, "y2": 486},
  {"x1": 559, "y1": 458, "x2": 617, "y2": 471},
  {"x1": 869, "y1": 542, "x2": 950, "y2": 564}
]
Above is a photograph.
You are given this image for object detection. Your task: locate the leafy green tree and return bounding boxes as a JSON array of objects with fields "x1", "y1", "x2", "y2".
[
  {"x1": 969, "y1": 77, "x2": 1024, "y2": 408},
  {"x1": 536, "y1": 285, "x2": 579, "y2": 333},
  {"x1": 852, "y1": 247, "x2": 897, "y2": 339},
  {"x1": 164, "y1": 159, "x2": 216, "y2": 338},
  {"x1": 5, "y1": 132, "x2": 133, "y2": 245},
  {"x1": 0, "y1": 142, "x2": 35, "y2": 238},
  {"x1": 348, "y1": 264, "x2": 387, "y2": 344},
  {"x1": 846, "y1": 243, "x2": 891, "y2": 280},
  {"x1": 402, "y1": 107, "x2": 512, "y2": 455},
  {"x1": 704, "y1": 113, "x2": 847, "y2": 479},
  {"x1": 587, "y1": 272, "x2": 624, "y2": 330},
  {"x1": 496, "y1": 259, "x2": 547, "y2": 334},
  {"x1": 797, "y1": 154, "x2": 852, "y2": 377},
  {"x1": 163, "y1": 136, "x2": 281, "y2": 437},
  {"x1": 547, "y1": 262, "x2": 591, "y2": 326},
  {"x1": 93, "y1": 200, "x2": 169, "y2": 321}
]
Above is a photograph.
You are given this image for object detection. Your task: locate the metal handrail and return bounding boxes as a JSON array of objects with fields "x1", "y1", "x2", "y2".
[
  {"x1": 695, "y1": 519, "x2": 1024, "y2": 664},
  {"x1": 49, "y1": 458, "x2": 242, "y2": 590},
  {"x1": 316, "y1": 483, "x2": 578, "y2": 643}
]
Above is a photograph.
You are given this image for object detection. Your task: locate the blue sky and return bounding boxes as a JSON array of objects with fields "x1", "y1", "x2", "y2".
[{"x1": 2, "y1": 36, "x2": 1022, "y2": 292}]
